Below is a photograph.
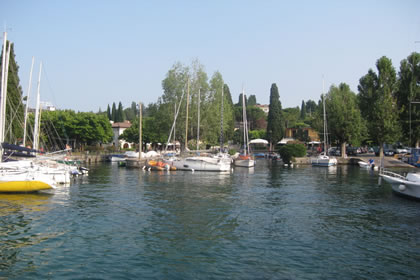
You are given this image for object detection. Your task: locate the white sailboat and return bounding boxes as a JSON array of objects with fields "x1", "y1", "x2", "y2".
[
  {"x1": 311, "y1": 81, "x2": 337, "y2": 167},
  {"x1": 164, "y1": 83, "x2": 230, "y2": 172},
  {"x1": 0, "y1": 33, "x2": 56, "y2": 192},
  {"x1": 233, "y1": 89, "x2": 255, "y2": 168}
]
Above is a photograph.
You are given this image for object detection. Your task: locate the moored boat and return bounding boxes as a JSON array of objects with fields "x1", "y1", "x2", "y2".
[
  {"x1": 380, "y1": 170, "x2": 420, "y2": 200},
  {"x1": 311, "y1": 152, "x2": 337, "y2": 167},
  {"x1": 358, "y1": 159, "x2": 378, "y2": 171}
]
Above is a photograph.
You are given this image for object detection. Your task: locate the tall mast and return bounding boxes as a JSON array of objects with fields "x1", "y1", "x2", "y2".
[
  {"x1": 220, "y1": 84, "x2": 224, "y2": 151},
  {"x1": 33, "y1": 62, "x2": 42, "y2": 151},
  {"x1": 196, "y1": 88, "x2": 200, "y2": 150},
  {"x1": 322, "y1": 78, "x2": 328, "y2": 155},
  {"x1": 242, "y1": 89, "x2": 247, "y2": 155},
  {"x1": 0, "y1": 31, "x2": 7, "y2": 162},
  {"x1": 138, "y1": 102, "x2": 142, "y2": 159},
  {"x1": 23, "y1": 56, "x2": 35, "y2": 147},
  {"x1": 1, "y1": 37, "x2": 11, "y2": 143},
  {"x1": 184, "y1": 78, "x2": 190, "y2": 151}
]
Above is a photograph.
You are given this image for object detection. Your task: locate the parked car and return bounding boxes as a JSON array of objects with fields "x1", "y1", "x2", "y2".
[
  {"x1": 395, "y1": 148, "x2": 408, "y2": 154},
  {"x1": 384, "y1": 149, "x2": 395, "y2": 156}
]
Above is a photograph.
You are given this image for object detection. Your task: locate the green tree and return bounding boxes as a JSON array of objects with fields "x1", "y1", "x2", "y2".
[
  {"x1": 222, "y1": 84, "x2": 235, "y2": 142},
  {"x1": 106, "y1": 104, "x2": 111, "y2": 120},
  {"x1": 266, "y1": 83, "x2": 284, "y2": 149},
  {"x1": 0, "y1": 41, "x2": 24, "y2": 144},
  {"x1": 325, "y1": 83, "x2": 366, "y2": 157},
  {"x1": 395, "y1": 52, "x2": 420, "y2": 147},
  {"x1": 117, "y1": 102, "x2": 125, "y2": 122},
  {"x1": 247, "y1": 106, "x2": 266, "y2": 130},
  {"x1": 282, "y1": 107, "x2": 300, "y2": 128},
  {"x1": 305, "y1": 100, "x2": 317, "y2": 117},
  {"x1": 358, "y1": 56, "x2": 400, "y2": 156},
  {"x1": 247, "y1": 94, "x2": 257, "y2": 106},
  {"x1": 300, "y1": 100, "x2": 306, "y2": 120},
  {"x1": 111, "y1": 102, "x2": 117, "y2": 122}
]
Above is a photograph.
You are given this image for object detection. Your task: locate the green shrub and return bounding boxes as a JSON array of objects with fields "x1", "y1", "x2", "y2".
[{"x1": 278, "y1": 143, "x2": 306, "y2": 164}]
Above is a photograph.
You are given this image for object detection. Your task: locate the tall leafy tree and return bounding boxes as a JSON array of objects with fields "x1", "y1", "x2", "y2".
[
  {"x1": 266, "y1": 83, "x2": 284, "y2": 149},
  {"x1": 395, "y1": 52, "x2": 420, "y2": 147},
  {"x1": 325, "y1": 83, "x2": 366, "y2": 156},
  {"x1": 223, "y1": 84, "x2": 235, "y2": 141},
  {"x1": 0, "y1": 41, "x2": 24, "y2": 144},
  {"x1": 358, "y1": 56, "x2": 400, "y2": 155}
]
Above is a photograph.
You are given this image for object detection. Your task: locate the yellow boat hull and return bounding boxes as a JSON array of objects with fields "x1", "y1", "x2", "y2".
[{"x1": 0, "y1": 181, "x2": 53, "y2": 193}]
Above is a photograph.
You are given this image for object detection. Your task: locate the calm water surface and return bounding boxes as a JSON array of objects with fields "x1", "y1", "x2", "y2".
[{"x1": 1, "y1": 161, "x2": 419, "y2": 279}]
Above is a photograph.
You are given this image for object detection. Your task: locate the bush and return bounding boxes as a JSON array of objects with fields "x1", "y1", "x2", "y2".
[{"x1": 278, "y1": 143, "x2": 307, "y2": 164}]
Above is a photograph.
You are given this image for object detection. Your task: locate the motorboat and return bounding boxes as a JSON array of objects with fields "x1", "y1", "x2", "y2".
[
  {"x1": 311, "y1": 152, "x2": 337, "y2": 167},
  {"x1": 358, "y1": 159, "x2": 378, "y2": 171},
  {"x1": 165, "y1": 156, "x2": 230, "y2": 172},
  {"x1": 380, "y1": 170, "x2": 420, "y2": 200}
]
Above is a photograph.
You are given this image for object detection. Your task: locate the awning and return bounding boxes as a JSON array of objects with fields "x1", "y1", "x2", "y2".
[
  {"x1": 249, "y1": 139, "x2": 268, "y2": 144},
  {"x1": 277, "y1": 138, "x2": 294, "y2": 145}
]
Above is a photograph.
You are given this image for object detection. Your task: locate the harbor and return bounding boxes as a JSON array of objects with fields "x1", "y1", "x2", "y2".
[{"x1": 1, "y1": 161, "x2": 419, "y2": 279}]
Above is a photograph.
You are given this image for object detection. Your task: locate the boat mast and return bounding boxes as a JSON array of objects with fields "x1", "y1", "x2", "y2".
[
  {"x1": 220, "y1": 84, "x2": 224, "y2": 151},
  {"x1": 33, "y1": 62, "x2": 42, "y2": 151},
  {"x1": 0, "y1": 32, "x2": 7, "y2": 162},
  {"x1": 23, "y1": 56, "x2": 35, "y2": 147},
  {"x1": 196, "y1": 88, "x2": 200, "y2": 151},
  {"x1": 322, "y1": 78, "x2": 328, "y2": 155},
  {"x1": 1, "y1": 36, "x2": 11, "y2": 144},
  {"x1": 242, "y1": 89, "x2": 247, "y2": 155},
  {"x1": 184, "y1": 78, "x2": 189, "y2": 151},
  {"x1": 138, "y1": 101, "x2": 142, "y2": 159}
]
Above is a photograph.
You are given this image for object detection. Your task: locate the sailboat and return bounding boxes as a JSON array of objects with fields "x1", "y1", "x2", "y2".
[
  {"x1": 311, "y1": 83, "x2": 337, "y2": 167},
  {"x1": 0, "y1": 33, "x2": 55, "y2": 192},
  {"x1": 233, "y1": 89, "x2": 255, "y2": 168},
  {"x1": 164, "y1": 83, "x2": 230, "y2": 172}
]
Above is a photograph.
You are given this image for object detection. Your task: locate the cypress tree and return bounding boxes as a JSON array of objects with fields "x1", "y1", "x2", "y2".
[
  {"x1": 266, "y1": 83, "x2": 284, "y2": 150},
  {"x1": 107, "y1": 104, "x2": 111, "y2": 120},
  {"x1": 300, "y1": 100, "x2": 306, "y2": 119},
  {"x1": 111, "y1": 102, "x2": 117, "y2": 122},
  {"x1": 117, "y1": 102, "x2": 125, "y2": 122}
]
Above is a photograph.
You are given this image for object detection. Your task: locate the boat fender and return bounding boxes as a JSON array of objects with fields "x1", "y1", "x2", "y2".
[
  {"x1": 191, "y1": 169, "x2": 195, "y2": 173},
  {"x1": 399, "y1": 185, "x2": 406, "y2": 191}
]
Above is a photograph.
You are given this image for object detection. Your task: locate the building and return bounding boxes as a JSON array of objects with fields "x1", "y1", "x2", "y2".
[
  {"x1": 111, "y1": 121, "x2": 132, "y2": 149},
  {"x1": 284, "y1": 127, "x2": 320, "y2": 142},
  {"x1": 256, "y1": 104, "x2": 269, "y2": 114}
]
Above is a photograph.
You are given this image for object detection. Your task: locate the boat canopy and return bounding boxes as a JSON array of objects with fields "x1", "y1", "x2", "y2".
[{"x1": 249, "y1": 139, "x2": 268, "y2": 145}]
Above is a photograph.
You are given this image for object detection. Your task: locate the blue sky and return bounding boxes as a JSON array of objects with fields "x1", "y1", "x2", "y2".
[{"x1": 2, "y1": 0, "x2": 420, "y2": 112}]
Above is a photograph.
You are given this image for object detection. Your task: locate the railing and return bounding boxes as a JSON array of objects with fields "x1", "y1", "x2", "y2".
[{"x1": 379, "y1": 169, "x2": 406, "y2": 180}]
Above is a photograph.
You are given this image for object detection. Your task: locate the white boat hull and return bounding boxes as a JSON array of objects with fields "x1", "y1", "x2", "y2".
[
  {"x1": 380, "y1": 171, "x2": 420, "y2": 200},
  {"x1": 165, "y1": 157, "x2": 230, "y2": 172},
  {"x1": 358, "y1": 161, "x2": 378, "y2": 171},
  {"x1": 311, "y1": 154, "x2": 337, "y2": 167},
  {"x1": 233, "y1": 158, "x2": 255, "y2": 168}
]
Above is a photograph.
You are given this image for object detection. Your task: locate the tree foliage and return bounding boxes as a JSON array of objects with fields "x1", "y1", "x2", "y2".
[
  {"x1": 39, "y1": 110, "x2": 113, "y2": 150},
  {"x1": 395, "y1": 52, "x2": 420, "y2": 146},
  {"x1": 325, "y1": 83, "x2": 366, "y2": 156},
  {"x1": 358, "y1": 56, "x2": 400, "y2": 152},
  {"x1": 266, "y1": 83, "x2": 284, "y2": 147}
]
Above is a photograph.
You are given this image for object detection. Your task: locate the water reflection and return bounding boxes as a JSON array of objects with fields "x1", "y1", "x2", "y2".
[{"x1": 0, "y1": 193, "x2": 52, "y2": 271}]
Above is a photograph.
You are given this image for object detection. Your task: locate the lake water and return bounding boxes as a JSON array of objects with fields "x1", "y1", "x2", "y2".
[{"x1": 1, "y1": 161, "x2": 419, "y2": 279}]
